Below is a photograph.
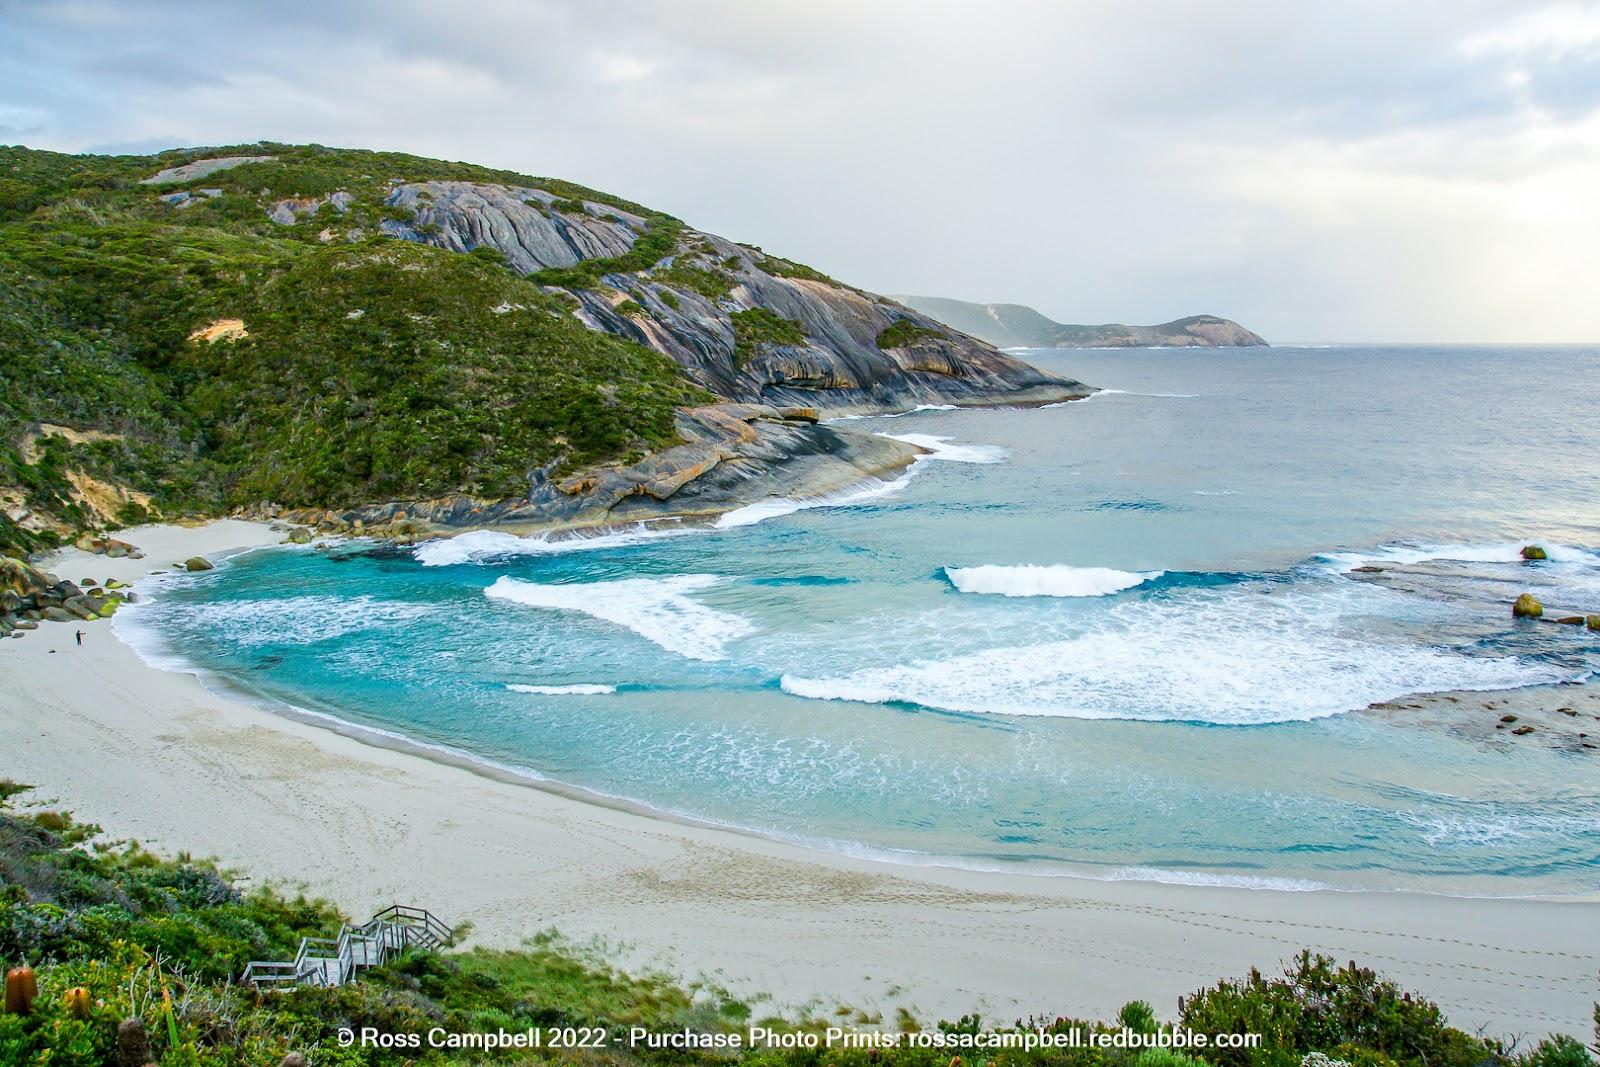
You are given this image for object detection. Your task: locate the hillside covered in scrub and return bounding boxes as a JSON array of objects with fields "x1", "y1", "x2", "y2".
[
  {"x1": 0, "y1": 143, "x2": 1085, "y2": 555},
  {"x1": 1, "y1": 783, "x2": 1594, "y2": 1067}
]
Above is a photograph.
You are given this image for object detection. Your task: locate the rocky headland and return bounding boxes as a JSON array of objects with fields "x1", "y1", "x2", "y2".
[{"x1": 0, "y1": 144, "x2": 1090, "y2": 558}]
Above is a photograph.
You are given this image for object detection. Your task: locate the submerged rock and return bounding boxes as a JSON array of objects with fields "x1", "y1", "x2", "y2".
[
  {"x1": 1553, "y1": 615, "x2": 1585, "y2": 625},
  {"x1": 1512, "y1": 592, "x2": 1543, "y2": 618}
]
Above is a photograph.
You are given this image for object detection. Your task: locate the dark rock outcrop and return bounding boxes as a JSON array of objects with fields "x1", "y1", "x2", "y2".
[
  {"x1": 296, "y1": 404, "x2": 926, "y2": 536},
  {"x1": 379, "y1": 181, "x2": 1089, "y2": 415},
  {"x1": 0, "y1": 557, "x2": 122, "y2": 632},
  {"x1": 893, "y1": 295, "x2": 1268, "y2": 350}
]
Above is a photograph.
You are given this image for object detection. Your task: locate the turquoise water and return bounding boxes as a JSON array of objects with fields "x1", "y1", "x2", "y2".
[{"x1": 122, "y1": 346, "x2": 1600, "y2": 894}]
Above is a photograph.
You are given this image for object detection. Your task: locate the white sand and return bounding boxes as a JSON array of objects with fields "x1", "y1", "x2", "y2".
[{"x1": 1, "y1": 522, "x2": 1595, "y2": 1038}]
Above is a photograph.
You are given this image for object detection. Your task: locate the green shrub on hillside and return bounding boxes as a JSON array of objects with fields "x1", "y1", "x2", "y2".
[
  {"x1": 654, "y1": 260, "x2": 736, "y2": 300},
  {"x1": 0, "y1": 788, "x2": 1591, "y2": 1066},
  {"x1": 731, "y1": 307, "x2": 807, "y2": 369},
  {"x1": 875, "y1": 318, "x2": 944, "y2": 350}
]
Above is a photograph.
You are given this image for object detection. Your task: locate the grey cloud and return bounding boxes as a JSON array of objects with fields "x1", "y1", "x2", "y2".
[{"x1": 0, "y1": 0, "x2": 1596, "y2": 340}]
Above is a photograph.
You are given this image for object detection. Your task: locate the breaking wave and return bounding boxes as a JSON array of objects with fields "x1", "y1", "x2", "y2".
[
  {"x1": 484, "y1": 574, "x2": 752, "y2": 661},
  {"x1": 945, "y1": 564, "x2": 1163, "y2": 598},
  {"x1": 415, "y1": 524, "x2": 691, "y2": 566},
  {"x1": 779, "y1": 582, "x2": 1567, "y2": 723}
]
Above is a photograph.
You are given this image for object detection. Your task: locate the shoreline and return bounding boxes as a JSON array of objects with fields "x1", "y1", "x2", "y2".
[
  {"x1": 110, "y1": 609, "x2": 1599, "y2": 901},
  {"x1": 1, "y1": 521, "x2": 1596, "y2": 1037}
]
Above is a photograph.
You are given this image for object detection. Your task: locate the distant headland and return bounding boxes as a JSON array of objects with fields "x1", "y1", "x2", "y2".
[{"x1": 892, "y1": 295, "x2": 1268, "y2": 349}]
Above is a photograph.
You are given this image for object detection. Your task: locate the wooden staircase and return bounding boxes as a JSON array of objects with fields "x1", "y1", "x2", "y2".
[{"x1": 240, "y1": 904, "x2": 453, "y2": 989}]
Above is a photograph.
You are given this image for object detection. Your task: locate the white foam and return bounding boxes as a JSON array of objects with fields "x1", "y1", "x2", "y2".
[
  {"x1": 714, "y1": 476, "x2": 911, "y2": 529},
  {"x1": 1322, "y1": 540, "x2": 1600, "y2": 571},
  {"x1": 877, "y1": 432, "x2": 1008, "y2": 463},
  {"x1": 945, "y1": 564, "x2": 1162, "y2": 598},
  {"x1": 1045, "y1": 389, "x2": 1199, "y2": 408},
  {"x1": 714, "y1": 432, "x2": 1005, "y2": 530},
  {"x1": 484, "y1": 573, "x2": 752, "y2": 661},
  {"x1": 414, "y1": 524, "x2": 691, "y2": 566},
  {"x1": 507, "y1": 683, "x2": 617, "y2": 696},
  {"x1": 119, "y1": 592, "x2": 431, "y2": 651},
  {"x1": 780, "y1": 584, "x2": 1566, "y2": 724}
]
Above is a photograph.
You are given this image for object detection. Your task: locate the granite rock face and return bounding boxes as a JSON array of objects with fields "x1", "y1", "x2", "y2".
[{"x1": 379, "y1": 181, "x2": 1089, "y2": 416}]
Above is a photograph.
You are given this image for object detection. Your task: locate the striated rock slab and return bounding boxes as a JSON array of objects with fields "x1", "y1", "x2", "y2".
[
  {"x1": 378, "y1": 181, "x2": 1092, "y2": 415},
  {"x1": 379, "y1": 181, "x2": 641, "y2": 274}
]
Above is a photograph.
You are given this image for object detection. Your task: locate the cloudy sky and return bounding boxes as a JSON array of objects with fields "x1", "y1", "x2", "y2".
[{"x1": 3, "y1": 0, "x2": 1598, "y2": 342}]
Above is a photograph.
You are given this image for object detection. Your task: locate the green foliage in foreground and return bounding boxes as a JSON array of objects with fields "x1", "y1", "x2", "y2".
[
  {"x1": 0, "y1": 143, "x2": 711, "y2": 553},
  {"x1": 2, "y1": 786, "x2": 1594, "y2": 1067},
  {"x1": 730, "y1": 307, "x2": 808, "y2": 369}
]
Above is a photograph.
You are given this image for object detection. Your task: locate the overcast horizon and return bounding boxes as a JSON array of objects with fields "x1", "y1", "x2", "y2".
[{"x1": 4, "y1": 0, "x2": 1598, "y2": 343}]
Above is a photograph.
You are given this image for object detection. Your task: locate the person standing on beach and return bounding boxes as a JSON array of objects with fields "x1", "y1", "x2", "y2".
[{"x1": 74, "y1": 629, "x2": 83, "y2": 646}]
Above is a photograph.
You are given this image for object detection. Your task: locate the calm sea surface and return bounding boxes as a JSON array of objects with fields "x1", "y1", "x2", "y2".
[{"x1": 122, "y1": 346, "x2": 1600, "y2": 894}]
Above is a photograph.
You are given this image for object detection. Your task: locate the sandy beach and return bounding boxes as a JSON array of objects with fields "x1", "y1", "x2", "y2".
[{"x1": 1, "y1": 521, "x2": 1595, "y2": 1039}]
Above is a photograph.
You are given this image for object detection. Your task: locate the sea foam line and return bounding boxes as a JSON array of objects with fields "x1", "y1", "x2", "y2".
[
  {"x1": 715, "y1": 432, "x2": 1006, "y2": 529},
  {"x1": 1044, "y1": 389, "x2": 1199, "y2": 407},
  {"x1": 945, "y1": 564, "x2": 1163, "y2": 598},
  {"x1": 507, "y1": 683, "x2": 617, "y2": 696},
  {"x1": 1320, "y1": 540, "x2": 1600, "y2": 571}
]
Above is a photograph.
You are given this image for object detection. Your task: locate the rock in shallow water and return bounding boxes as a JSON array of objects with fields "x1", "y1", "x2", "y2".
[{"x1": 1512, "y1": 592, "x2": 1544, "y2": 618}]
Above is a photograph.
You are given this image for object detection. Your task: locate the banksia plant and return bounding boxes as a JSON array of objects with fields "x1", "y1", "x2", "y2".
[
  {"x1": 3, "y1": 964, "x2": 37, "y2": 1014},
  {"x1": 116, "y1": 1017, "x2": 151, "y2": 1067},
  {"x1": 63, "y1": 985, "x2": 92, "y2": 1019}
]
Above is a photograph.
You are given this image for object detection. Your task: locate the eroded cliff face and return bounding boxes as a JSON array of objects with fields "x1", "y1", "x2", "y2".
[{"x1": 379, "y1": 180, "x2": 1087, "y2": 415}]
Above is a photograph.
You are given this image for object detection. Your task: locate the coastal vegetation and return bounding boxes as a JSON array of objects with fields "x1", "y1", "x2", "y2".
[
  {"x1": 1, "y1": 143, "x2": 1075, "y2": 559},
  {"x1": 0, "y1": 144, "x2": 706, "y2": 555},
  {"x1": 1, "y1": 786, "x2": 1593, "y2": 1066}
]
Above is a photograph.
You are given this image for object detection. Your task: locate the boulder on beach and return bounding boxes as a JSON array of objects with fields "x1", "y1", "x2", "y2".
[
  {"x1": 1512, "y1": 593, "x2": 1543, "y2": 618},
  {"x1": 1520, "y1": 545, "x2": 1548, "y2": 560},
  {"x1": 98, "y1": 598, "x2": 123, "y2": 618},
  {"x1": 287, "y1": 527, "x2": 313, "y2": 544},
  {"x1": 41, "y1": 606, "x2": 77, "y2": 623},
  {"x1": 184, "y1": 556, "x2": 215, "y2": 572}
]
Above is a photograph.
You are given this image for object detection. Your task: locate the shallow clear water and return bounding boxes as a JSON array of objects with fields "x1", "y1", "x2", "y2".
[{"x1": 122, "y1": 346, "x2": 1600, "y2": 894}]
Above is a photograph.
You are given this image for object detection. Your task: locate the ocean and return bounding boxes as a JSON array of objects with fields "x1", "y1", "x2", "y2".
[{"x1": 119, "y1": 345, "x2": 1600, "y2": 895}]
